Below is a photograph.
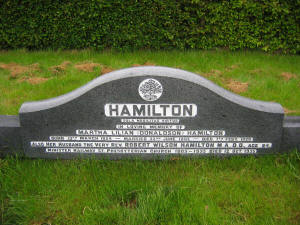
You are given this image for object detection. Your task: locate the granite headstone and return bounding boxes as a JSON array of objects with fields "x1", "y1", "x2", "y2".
[{"x1": 0, "y1": 66, "x2": 299, "y2": 159}]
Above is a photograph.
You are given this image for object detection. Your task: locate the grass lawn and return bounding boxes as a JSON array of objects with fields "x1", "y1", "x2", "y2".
[{"x1": 0, "y1": 50, "x2": 300, "y2": 224}]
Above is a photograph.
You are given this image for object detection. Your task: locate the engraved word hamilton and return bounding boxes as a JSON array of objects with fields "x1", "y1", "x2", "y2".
[{"x1": 29, "y1": 74, "x2": 273, "y2": 156}]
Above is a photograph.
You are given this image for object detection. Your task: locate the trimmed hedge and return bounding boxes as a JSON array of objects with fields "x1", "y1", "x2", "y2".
[{"x1": 0, "y1": 0, "x2": 299, "y2": 53}]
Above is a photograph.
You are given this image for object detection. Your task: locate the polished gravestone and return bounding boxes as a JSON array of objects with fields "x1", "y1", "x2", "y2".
[{"x1": 0, "y1": 66, "x2": 299, "y2": 159}]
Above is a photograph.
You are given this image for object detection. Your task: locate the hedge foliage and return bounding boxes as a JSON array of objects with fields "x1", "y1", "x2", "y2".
[{"x1": 0, "y1": 0, "x2": 299, "y2": 53}]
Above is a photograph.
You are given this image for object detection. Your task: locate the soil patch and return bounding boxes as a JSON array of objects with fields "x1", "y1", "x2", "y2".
[
  {"x1": 18, "y1": 77, "x2": 49, "y2": 85},
  {"x1": 26, "y1": 77, "x2": 49, "y2": 85},
  {"x1": 101, "y1": 66, "x2": 115, "y2": 75},
  {"x1": 0, "y1": 62, "x2": 40, "y2": 79},
  {"x1": 281, "y1": 72, "x2": 297, "y2": 81},
  {"x1": 49, "y1": 61, "x2": 71, "y2": 74},
  {"x1": 74, "y1": 62, "x2": 101, "y2": 72},
  {"x1": 226, "y1": 79, "x2": 248, "y2": 94}
]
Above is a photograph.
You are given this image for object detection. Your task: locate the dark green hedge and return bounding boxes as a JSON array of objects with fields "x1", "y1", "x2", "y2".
[{"x1": 0, "y1": 0, "x2": 299, "y2": 53}]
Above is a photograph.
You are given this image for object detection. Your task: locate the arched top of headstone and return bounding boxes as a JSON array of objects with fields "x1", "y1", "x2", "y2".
[{"x1": 20, "y1": 66, "x2": 283, "y2": 114}]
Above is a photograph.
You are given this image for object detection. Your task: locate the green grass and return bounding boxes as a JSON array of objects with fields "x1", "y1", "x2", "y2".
[
  {"x1": 0, "y1": 50, "x2": 300, "y2": 224},
  {"x1": 1, "y1": 153, "x2": 300, "y2": 225},
  {"x1": 0, "y1": 49, "x2": 299, "y2": 115}
]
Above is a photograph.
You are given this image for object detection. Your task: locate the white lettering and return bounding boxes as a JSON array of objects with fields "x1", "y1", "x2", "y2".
[{"x1": 104, "y1": 104, "x2": 197, "y2": 117}]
